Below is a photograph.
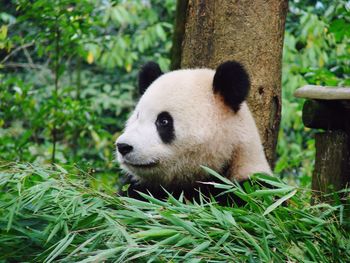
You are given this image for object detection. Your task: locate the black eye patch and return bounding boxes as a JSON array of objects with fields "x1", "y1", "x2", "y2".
[{"x1": 155, "y1": 111, "x2": 175, "y2": 144}]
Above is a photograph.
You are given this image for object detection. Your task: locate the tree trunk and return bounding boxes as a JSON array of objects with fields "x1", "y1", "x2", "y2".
[{"x1": 171, "y1": 0, "x2": 288, "y2": 167}]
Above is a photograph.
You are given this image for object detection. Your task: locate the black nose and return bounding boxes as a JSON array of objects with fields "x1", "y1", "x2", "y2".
[{"x1": 117, "y1": 143, "x2": 133, "y2": 156}]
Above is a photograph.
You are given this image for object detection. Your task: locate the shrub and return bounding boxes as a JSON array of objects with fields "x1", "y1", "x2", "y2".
[{"x1": 1, "y1": 163, "x2": 349, "y2": 262}]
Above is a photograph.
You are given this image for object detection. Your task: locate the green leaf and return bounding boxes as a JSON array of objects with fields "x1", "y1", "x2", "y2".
[
  {"x1": 45, "y1": 233, "x2": 76, "y2": 263},
  {"x1": 329, "y1": 19, "x2": 350, "y2": 42},
  {"x1": 132, "y1": 228, "x2": 178, "y2": 239},
  {"x1": 249, "y1": 187, "x2": 295, "y2": 197},
  {"x1": 0, "y1": 25, "x2": 7, "y2": 41},
  {"x1": 201, "y1": 166, "x2": 234, "y2": 185},
  {"x1": 263, "y1": 190, "x2": 297, "y2": 216},
  {"x1": 161, "y1": 212, "x2": 206, "y2": 238},
  {"x1": 184, "y1": 241, "x2": 211, "y2": 259}
]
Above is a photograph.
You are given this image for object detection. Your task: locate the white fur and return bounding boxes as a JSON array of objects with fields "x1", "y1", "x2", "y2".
[{"x1": 116, "y1": 68, "x2": 271, "y2": 185}]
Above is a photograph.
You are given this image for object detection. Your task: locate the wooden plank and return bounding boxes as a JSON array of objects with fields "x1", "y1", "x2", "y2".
[
  {"x1": 294, "y1": 85, "x2": 350, "y2": 100},
  {"x1": 312, "y1": 131, "x2": 350, "y2": 201},
  {"x1": 302, "y1": 100, "x2": 348, "y2": 130}
]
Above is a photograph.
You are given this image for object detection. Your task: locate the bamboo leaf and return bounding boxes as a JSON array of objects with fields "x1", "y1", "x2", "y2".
[
  {"x1": 45, "y1": 233, "x2": 76, "y2": 263},
  {"x1": 184, "y1": 241, "x2": 211, "y2": 259},
  {"x1": 132, "y1": 228, "x2": 178, "y2": 239},
  {"x1": 200, "y1": 166, "x2": 234, "y2": 185},
  {"x1": 263, "y1": 190, "x2": 297, "y2": 216}
]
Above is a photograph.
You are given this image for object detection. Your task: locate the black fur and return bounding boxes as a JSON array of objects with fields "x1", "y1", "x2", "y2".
[
  {"x1": 138, "y1": 62, "x2": 163, "y2": 95},
  {"x1": 155, "y1": 111, "x2": 175, "y2": 144},
  {"x1": 119, "y1": 174, "x2": 256, "y2": 207},
  {"x1": 213, "y1": 61, "x2": 250, "y2": 112}
]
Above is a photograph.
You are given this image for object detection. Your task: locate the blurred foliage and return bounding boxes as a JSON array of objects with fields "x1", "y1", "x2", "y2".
[
  {"x1": 276, "y1": 0, "x2": 350, "y2": 186},
  {"x1": 0, "y1": 0, "x2": 175, "y2": 182},
  {"x1": 0, "y1": 0, "x2": 349, "y2": 186}
]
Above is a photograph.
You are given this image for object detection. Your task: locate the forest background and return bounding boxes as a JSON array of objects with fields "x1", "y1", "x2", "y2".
[
  {"x1": 0, "y1": 1, "x2": 350, "y2": 262},
  {"x1": 0, "y1": 0, "x2": 349, "y2": 189}
]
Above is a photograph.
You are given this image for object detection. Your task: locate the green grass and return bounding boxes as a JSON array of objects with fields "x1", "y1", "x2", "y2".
[{"x1": 0, "y1": 162, "x2": 349, "y2": 262}]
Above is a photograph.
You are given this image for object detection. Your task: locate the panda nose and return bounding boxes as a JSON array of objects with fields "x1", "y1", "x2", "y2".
[{"x1": 117, "y1": 143, "x2": 133, "y2": 156}]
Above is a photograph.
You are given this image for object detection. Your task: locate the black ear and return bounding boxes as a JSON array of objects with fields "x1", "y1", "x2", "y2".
[
  {"x1": 138, "y1": 62, "x2": 163, "y2": 95},
  {"x1": 213, "y1": 61, "x2": 250, "y2": 112}
]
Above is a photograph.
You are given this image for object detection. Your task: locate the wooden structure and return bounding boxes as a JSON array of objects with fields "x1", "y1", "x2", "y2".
[{"x1": 294, "y1": 85, "x2": 350, "y2": 200}]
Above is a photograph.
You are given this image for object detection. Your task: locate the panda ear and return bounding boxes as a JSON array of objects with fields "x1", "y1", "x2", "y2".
[
  {"x1": 138, "y1": 62, "x2": 163, "y2": 95},
  {"x1": 213, "y1": 61, "x2": 250, "y2": 112}
]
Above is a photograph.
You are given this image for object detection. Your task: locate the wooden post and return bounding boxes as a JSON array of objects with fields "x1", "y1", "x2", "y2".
[
  {"x1": 295, "y1": 85, "x2": 350, "y2": 202},
  {"x1": 312, "y1": 131, "x2": 350, "y2": 201}
]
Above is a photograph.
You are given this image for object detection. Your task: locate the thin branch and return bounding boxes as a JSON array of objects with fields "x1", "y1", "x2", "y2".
[
  {"x1": 51, "y1": 15, "x2": 60, "y2": 164},
  {"x1": 22, "y1": 44, "x2": 35, "y2": 68},
  {"x1": 3, "y1": 62, "x2": 46, "y2": 70},
  {"x1": 0, "y1": 42, "x2": 34, "y2": 64}
]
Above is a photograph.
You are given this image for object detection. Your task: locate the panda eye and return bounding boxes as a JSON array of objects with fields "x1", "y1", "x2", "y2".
[
  {"x1": 155, "y1": 111, "x2": 175, "y2": 144},
  {"x1": 156, "y1": 112, "x2": 173, "y2": 128},
  {"x1": 157, "y1": 117, "x2": 169, "y2": 126}
]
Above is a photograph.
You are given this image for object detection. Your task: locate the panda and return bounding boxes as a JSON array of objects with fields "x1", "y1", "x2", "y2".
[{"x1": 116, "y1": 61, "x2": 271, "y2": 205}]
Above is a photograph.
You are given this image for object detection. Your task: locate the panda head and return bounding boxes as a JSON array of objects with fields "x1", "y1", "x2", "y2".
[{"x1": 116, "y1": 61, "x2": 251, "y2": 185}]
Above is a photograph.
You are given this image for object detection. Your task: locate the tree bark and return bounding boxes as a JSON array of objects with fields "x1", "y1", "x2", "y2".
[
  {"x1": 172, "y1": 0, "x2": 288, "y2": 167},
  {"x1": 312, "y1": 131, "x2": 350, "y2": 202}
]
